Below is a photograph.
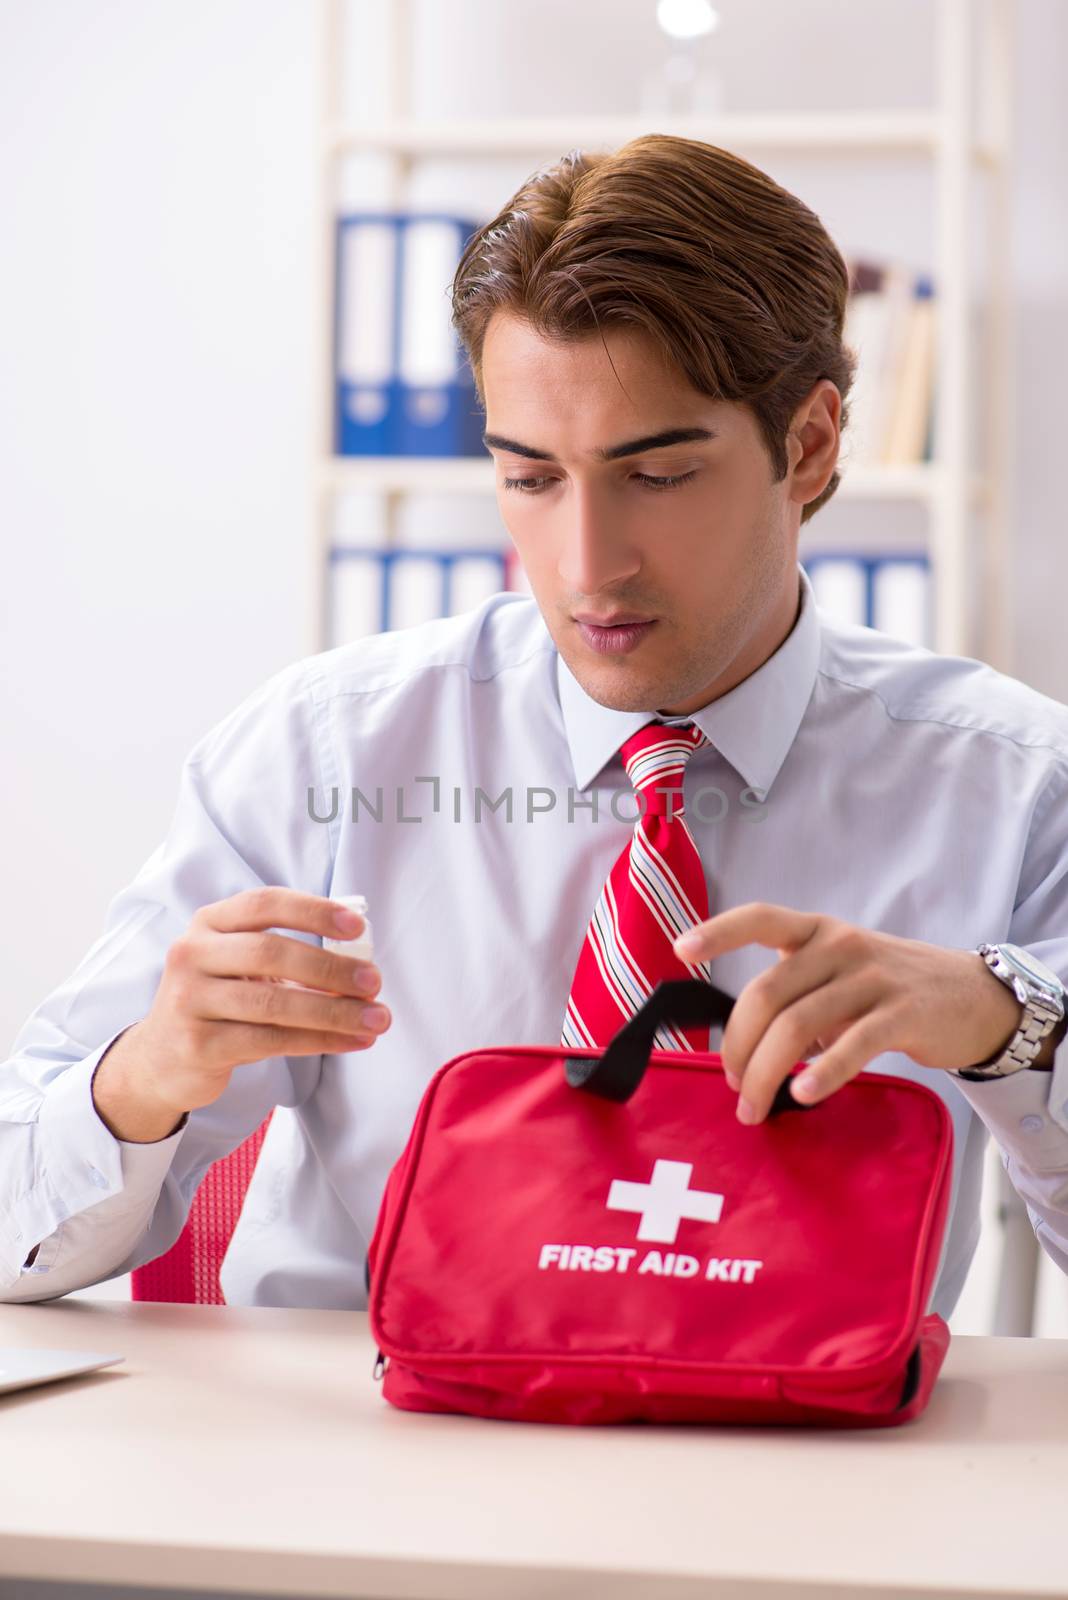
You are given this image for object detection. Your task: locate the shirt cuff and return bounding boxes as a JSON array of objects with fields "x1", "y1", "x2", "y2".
[
  {"x1": 950, "y1": 1026, "x2": 1068, "y2": 1172},
  {"x1": 14, "y1": 1026, "x2": 188, "y2": 1275}
]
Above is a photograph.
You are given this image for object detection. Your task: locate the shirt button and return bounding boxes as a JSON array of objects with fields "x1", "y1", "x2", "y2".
[
  {"x1": 86, "y1": 1164, "x2": 108, "y2": 1188},
  {"x1": 1019, "y1": 1115, "x2": 1045, "y2": 1134}
]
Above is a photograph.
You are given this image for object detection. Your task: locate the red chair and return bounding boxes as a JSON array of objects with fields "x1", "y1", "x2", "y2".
[{"x1": 131, "y1": 1112, "x2": 274, "y2": 1303}]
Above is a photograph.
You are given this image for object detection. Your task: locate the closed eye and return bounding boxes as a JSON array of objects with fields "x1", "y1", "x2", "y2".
[{"x1": 501, "y1": 471, "x2": 697, "y2": 495}]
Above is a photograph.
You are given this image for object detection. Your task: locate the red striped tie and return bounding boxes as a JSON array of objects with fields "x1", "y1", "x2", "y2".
[{"x1": 562, "y1": 720, "x2": 714, "y2": 1052}]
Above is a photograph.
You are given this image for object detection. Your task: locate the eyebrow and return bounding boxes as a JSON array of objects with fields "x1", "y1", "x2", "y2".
[{"x1": 481, "y1": 426, "x2": 718, "y2": 463}]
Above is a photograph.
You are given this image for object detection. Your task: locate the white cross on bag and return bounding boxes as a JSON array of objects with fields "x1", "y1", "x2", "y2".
[{"x1": 605, "y1": 1159, "x2": 725, "y2": 1244}]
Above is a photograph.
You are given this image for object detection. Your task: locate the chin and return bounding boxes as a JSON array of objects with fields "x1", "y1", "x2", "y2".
[{"x1": 566, "y1": 658, "x2": 670, "y2": 713}]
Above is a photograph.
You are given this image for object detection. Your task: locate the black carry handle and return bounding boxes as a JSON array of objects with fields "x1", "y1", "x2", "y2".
[{"x1": 564, "y1": 977, "x2": 816, "y2": 1117}]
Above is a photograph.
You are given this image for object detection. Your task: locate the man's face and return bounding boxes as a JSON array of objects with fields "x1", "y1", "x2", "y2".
[{"x1": 481, "y1": 311, "x2": 838, "y2": 715}]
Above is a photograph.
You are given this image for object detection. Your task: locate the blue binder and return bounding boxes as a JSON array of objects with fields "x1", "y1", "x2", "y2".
[
  {"x1": 329, "y1": 546, "x2": 515, "y2": 639},
  {"x1": 803, "y1": 552, "x2": 931, "y2": 644},
  {"x1": 333, "y1": 212, "x2": 486, "y2": 457}
]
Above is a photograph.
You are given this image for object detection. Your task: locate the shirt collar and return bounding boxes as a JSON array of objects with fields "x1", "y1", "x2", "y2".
[{"x1": 556, "y1": 562, "x2": 821, "y2": 797}]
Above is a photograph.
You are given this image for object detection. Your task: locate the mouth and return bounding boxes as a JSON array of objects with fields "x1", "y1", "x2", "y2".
[
  {"x1": 573, "y1": 615, "x2": 658, "y2": 656},
  {"x1": 573, "y1": 611, "x2": 654, "y2": 627}
]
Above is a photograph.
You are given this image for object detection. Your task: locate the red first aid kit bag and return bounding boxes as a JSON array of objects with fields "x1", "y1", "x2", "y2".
[{"x1": 366, "y1": 979, "x2": 953, "y2": 1427}]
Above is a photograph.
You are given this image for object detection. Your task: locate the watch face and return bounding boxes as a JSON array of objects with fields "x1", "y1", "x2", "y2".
[{"x1": 1000, "y1": 943, "x2": 1063, "y2": 996}]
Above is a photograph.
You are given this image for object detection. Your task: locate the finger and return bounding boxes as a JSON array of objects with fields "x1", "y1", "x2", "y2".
[
  {"x1": 787, "y1": 1012, "x2": 893, "y2": 1105},
  {"x1": 674, "y1": 901, "x2": 821, "y2": 963},
  {"x1": 735, "y1": 976, "x2": 879, "y2": 1124},
  {"x1": 718, "y1": 940, "x2": 849, "y2": 1084},
  {"x1": 198, "y1": 929, "x2": 381, "y2": 999},
  {"x1": 198, "y1": 887, "x2": 366, "y2": 943},
  {"x1": 195, "y1": 974, "x2": 391, "y2": 1040},
  {"x1": 234, "y1": 1024, "x2": 383, "y2": 1058}
]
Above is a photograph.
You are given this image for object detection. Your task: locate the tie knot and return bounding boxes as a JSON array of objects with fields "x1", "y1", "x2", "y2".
[{"x1": 619, "y1": 720, "x2": 708, "y2": 817}]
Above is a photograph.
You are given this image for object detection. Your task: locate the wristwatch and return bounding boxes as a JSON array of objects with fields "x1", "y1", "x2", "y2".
[{"x1": 950, "y1": 942, "x2": 1066, "y2": 1081}]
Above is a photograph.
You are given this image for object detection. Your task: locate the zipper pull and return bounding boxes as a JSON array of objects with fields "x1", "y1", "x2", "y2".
[{"x1": 373, "y1": 1348, "x2": 387, "y2": 1381}]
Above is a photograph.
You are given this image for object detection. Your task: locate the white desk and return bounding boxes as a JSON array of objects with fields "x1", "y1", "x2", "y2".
[{"x1": 0, "y1": 1300, "x2": 1066, "y2": 1600}]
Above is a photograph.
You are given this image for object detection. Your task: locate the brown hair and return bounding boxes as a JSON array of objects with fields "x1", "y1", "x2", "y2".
[{"x1": 451, "y1": 133, "x2": 856, "y2": 524}]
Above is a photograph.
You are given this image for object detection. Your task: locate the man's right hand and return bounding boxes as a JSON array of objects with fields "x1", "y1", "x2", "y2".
[{"x1": 106, "y1": 888, "x2": 391, "y2": 1120}]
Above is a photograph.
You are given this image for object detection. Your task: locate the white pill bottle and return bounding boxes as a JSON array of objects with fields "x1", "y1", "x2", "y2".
[{"x1": 323, "y1": 893, "x2": 374, "y2": 962}]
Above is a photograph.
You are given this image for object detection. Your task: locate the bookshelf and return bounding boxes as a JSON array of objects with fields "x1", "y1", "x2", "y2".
[{"x1": 311, "y1": 0, "x2": 1014, "y2": 670}]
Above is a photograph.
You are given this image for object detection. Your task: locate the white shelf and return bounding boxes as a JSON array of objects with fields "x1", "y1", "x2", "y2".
[
  {"x1": 324, "y1": 110, "x2": 996, "y2": 166},
  {"x1": 313, "y1": 0, "x2": 1015, "y2": 668},
  {"x1": 319, "y1": 455, "x2": 987, "y2": 509}
]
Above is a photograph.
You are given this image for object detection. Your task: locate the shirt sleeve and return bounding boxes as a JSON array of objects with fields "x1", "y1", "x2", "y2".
[
  {"x1": 948, "y1": 761, "x2": 1068, "y2": 1278},
  {"x1": 0, "y1": 656, "x2": 336, "y2": 1302}
]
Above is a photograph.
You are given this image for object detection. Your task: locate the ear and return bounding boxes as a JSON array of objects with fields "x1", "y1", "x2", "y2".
[{"x1": 786, "y1": 379, "x2": 841, "y2": 507}]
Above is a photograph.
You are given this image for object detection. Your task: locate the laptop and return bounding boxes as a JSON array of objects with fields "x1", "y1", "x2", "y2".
[{"x1": 0, "y1": 1347, "x2": 125, "y2": 1396}]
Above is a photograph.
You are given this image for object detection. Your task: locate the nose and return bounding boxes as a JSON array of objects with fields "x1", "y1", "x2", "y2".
[{"x1": 556, "y1": 483, "x2": 641, "y2": 595}]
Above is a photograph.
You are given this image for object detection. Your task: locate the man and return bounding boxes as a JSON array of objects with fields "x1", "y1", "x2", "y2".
[{"x1": 3, "y1": 135, "x2": 1067, "y2": 1316}]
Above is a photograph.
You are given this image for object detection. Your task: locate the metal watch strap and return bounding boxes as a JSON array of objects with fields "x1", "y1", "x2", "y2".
[
  {"x1": 954, "y1": 996, "x2": 1061, "y2": 1080},
  {"x1": 953, "y1": 951, "x2": 1064, "y2": 1080}
]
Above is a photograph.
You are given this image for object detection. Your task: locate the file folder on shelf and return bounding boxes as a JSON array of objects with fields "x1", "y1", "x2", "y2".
[
  {"x1": 329, "y1": 546, "x2": 529, "y2": 643},
  {"x1": 804, "y1": 552, "x2": 931, "y2": 646},
  {"x1": 333, "y1": 213, "x2": 486, "y2": 458},
  {"x1": 842, "y1": 259, "x2": 937, "y2": 468}
]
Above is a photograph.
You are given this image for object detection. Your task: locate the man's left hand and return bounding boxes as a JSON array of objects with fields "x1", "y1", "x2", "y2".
[{"x1": 673, "y1": 903, "x2": 1024, "y2": 1124}]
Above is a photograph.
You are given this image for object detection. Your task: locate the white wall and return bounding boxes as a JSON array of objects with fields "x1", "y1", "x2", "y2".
[
  {"x1": 2, "y1": 0, "x2": 1067, "y2": 1335},
  {"x1": 0, "y1": 0, "x2": 316, "y2": 1056}
]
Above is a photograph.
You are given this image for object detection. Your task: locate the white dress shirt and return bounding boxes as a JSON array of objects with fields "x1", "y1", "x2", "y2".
[{"x1": 4, "y1": 562, "x2": 1068, "y2": 1320}]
